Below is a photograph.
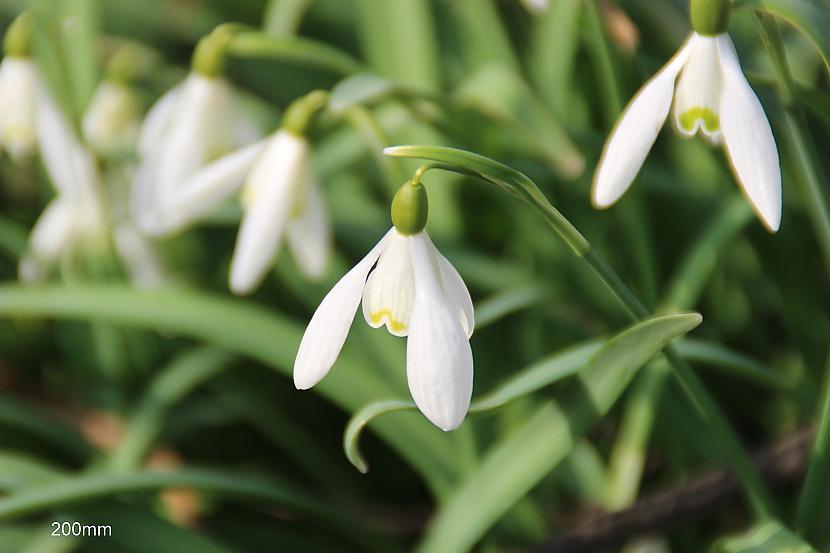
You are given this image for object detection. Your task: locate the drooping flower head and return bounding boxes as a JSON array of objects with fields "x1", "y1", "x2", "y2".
[
  {"x1": 592, "y1": 0, "x2": 781, "y2": 232},
  {"x1": 148, "y1": 90, "x2": 333, "y2": 295},
  {"x1": 132, "y1": 25, "x2": 261, "y2": 235},
  {"x1": 293, "y1": 177, "x2": 475, "y2": 431}
]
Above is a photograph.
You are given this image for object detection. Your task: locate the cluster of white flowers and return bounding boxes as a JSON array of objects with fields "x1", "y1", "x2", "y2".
[{"x1": 2, "y1": 0, "x2": 783, "y2": 432}]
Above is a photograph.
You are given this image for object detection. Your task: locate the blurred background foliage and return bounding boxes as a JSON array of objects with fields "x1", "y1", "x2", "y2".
[{"x1": 0, "y1": 0, "x2": 828, "y2": 552}]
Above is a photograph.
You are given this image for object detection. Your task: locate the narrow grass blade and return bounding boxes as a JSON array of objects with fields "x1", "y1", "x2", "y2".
[
  {"x1": 713, "y1": 519, "x2": 818, "y2": 552},
  {"x1": 412, "y1": 313, "x2": 702, "y2": 553}
]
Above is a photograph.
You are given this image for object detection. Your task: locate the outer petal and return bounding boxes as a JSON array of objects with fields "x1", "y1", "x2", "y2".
[
  {"x1": 407, "y1": 233, "x2": 474, "y2": 431},
  {"x1": 717, "y1": 35, "x2": 782, "y2": 232},
  {"x1": 155, "y1": 140, "x2": 267, "y2": 236},
  {"x1": 426, "y1": 234, "x2": 475, "y2": 338},
  {"x1": 293, "y1": 229, "x2": 394, "y2": 389},
  {"x1": 592, "y1": 35, "x2": 696, "y2": 208},
  {"x1": 286, "y1": 178, "x2": 331, "y2": 280},
  {"x1": 0, "y1": 58, "x2": 38, "y2": 160},
  {"x1": 36, "y1": 83, "x2": 103, "y2": 214},
  {"x1": 229, "y1": 131, "x2": 309, "y2": 294},
  {"x1": 137, "y1": 81, "x2": 182, "y2": 156},
  {"x1": 28, "y1": 199, "x2": 75, "y2": 262}
]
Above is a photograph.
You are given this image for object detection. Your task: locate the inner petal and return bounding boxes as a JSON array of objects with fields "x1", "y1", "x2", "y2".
[
  {"x1": 673, "y1": 35, "x2": 723, "y2": 144},
  {"x1": 361, "y1": 231, "x2": 415, "y2": 337}
]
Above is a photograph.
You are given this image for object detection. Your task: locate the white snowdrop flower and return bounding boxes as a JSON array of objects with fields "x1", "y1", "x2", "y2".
[
  {"x1": 293, "y1": 180, "x2": 475, "y2": 431},
  {"x1": 592, "y1": 0, "x2": 781, "y2": 232},
  {"x1": 520, "y1": 0, "x2": 549, "y2": 14},
  {"x1": 20, "y1": 84, "x2": 107, "y2": 280},
  {"x1": 0, "y1": 13, "x2": 37, "y2": 162},
  {"x1": 131, "y1": 71, "x2": 260, "y2": 235},
  {"x1": 153, "y1": 90, "x2": 332, "y2": 294},
  {"x1": 82, "y1": 81, "x2": 141, "y2": 156}
]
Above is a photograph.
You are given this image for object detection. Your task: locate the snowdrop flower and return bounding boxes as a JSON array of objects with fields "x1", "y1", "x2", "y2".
[
  {"x1": 82, "y1": 80, "x2": 141, "y2": 156},
  {"x1": 592, "y1": 0, "x2": 781, "y2": 232},
  {"x1": 155, "y1": 90, "x2": 332, "y2": 295},
  {"x1": 132, "y1": 27, "x2": 260, "y2": 235},
  {"x1": 0, "y1": 12, "x2": 37, "y2": 161},
  {"x1": 293, "y1": 179, "x2": 475, "y2": 431},
  {"x1": 20, "y1": 84, "x2": 106, "y2": 280}
]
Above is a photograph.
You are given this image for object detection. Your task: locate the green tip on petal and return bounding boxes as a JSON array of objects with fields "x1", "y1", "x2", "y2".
[
  {"x1": 4, "y1": 11, "x2": 33, "y2": 58},
  {"x1": 679, "y1": 107, "x2": 720, "y2": 134},
  {"x1": 690, "y1": 0, "x2": 730, "y2": 35},
  {"x1": 281, "y1": 90, "x2": 330, "y2": 136},
  {"x1": 391, "y1": 179, "x2": 429, "y2": 235}
]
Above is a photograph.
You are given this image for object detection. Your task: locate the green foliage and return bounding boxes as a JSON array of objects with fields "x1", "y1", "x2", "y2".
[{"x1": 0, "y1": 0, "x2": 828, "y2": 551}]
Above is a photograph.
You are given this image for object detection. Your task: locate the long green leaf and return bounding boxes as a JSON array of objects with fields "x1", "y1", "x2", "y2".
[
  {"x1": 738, "y1": 0, "x2": 830, "y2": 74},
  {"x1": 0, "y1": 284, "x2": 457, "y2": 494},
  {"x1": 415, "y1": 313, "x2": 702, "y2": 553},
  {"x1": 227, "y1": 32, "x2": 364, "y2": 75},
  {"x1": 713, "y1": 519, "x2": 818, "y2": 552}
]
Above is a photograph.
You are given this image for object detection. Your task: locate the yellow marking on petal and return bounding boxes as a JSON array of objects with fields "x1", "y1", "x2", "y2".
[
  {"x1": 371, "y1": 310, "x2": 407, "y2": 333},
  {"x1": 679, "y1": 107, "x2": 719, "y2": 134}
]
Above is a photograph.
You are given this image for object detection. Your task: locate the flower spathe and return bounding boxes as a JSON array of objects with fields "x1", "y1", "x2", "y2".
[
  {"x1": 592, "y1": 32, "x2": 782, "y2": 232},
  {"x1": 293, "y1": 227, "x2": 475, "y2": 431},
  {"x1": 132, "y1": 72, "x2": 260, "y2": 235}
]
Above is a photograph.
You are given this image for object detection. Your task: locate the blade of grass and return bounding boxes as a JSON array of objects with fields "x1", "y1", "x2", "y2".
[{"x1": 414, "y1": 313, "x2": 702, "y2": 553}]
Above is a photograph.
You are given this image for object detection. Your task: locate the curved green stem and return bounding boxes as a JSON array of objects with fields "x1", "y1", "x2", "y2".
[{"x1": 386, "y1": 145, "x2": 775, "y2": 519}]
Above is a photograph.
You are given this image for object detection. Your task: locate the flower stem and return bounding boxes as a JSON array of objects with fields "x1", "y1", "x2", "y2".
[
  {"x1": 757, "y1": 14, "x2": 830, "y2": 278},
  {"x1": 391, "y1": 146, "x2": 775, "y2": 518}
]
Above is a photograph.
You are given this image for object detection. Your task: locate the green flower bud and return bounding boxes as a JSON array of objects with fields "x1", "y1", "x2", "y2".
[
  {"x1": 690, "y1": 0, "x2": 730, "y2": 36},
  {"x1": 192, "y1": 26, "x2": 234, "y2": 77},
  {"x1": 4, "y1": 11, "x2": 33, "y2": 58},
  {"x1": 282, "y1": 90, "x2": 329, "y2": 136},
  {"x1": 391, "y1": 179, "x2": 429, "y2": 235}
]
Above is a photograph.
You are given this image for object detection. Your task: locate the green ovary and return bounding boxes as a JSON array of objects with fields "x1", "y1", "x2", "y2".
[{"x1": 679, "y1": 107, "x2": 720, "y2": 134}]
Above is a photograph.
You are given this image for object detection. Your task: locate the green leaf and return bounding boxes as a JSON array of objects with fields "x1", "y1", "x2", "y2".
[
  {"x1": 227, "y1": 32, "x2": 364, "y2": 75},
  {"x1": 414, "y1": 313, "x2": 702, "y2": 553},
  {"x1": 0, "y1": 468, "x2": 341, "y2": 526},
  {"x1": 713, "y1": 519, "x2": 818, "y2": 552},
  {"x1": 109, "y1": 348, "x2": 233, "y2": 472},
  {"x1": 329, "y1": 73, "x2": 399, "y2": 114},
  {"x1": 738, "y1": 0, "x2": 830, "y2": 74},
  {"x1": 344, "y1": 400, "x2": 416, "y2": 473},
  {"x1": 0, "y1": 398, "x2": 92, "y2": 463},
  {"x1": 0, "y1": 284, "x2": 457, "y2": 495},
  {"x1": 453, "y1": 65, "x2": 584, "y2": 178}
]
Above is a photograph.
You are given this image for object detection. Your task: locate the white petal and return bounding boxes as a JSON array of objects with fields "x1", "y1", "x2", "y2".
[
  {"x1": 293, "y1": 229, "x2": 394, "y2": 389},
  {"x1": 361, "y1": 229, "x2": 415, "y2": 337},
  {"x1": 155, "y1": 139, "x2": 267, "y2": 236},
  {"x1": 592, "y1": 34, "x2": 696, "y2": 208},
  {"x1": 138, "y1": 74, "x2": 236, "y2": 223},
  {"x1": 0, "y1": 58, "x2": 37, "y2": 160},
  {"x1": 286, "y1": 178, "x2": 331, "y2": 280},
  {"x1": 407, "y1": 233, "x2": 473, "y2": 431},
  {"x1": 673, "y1": 34, "x2": 723, "y2": 143},
  {"x1": 137, "y1": 82, "x2": 182, "y2": 156},
  {"x1": 29, "y1": 199, "x2": 76, "y2": 262},
  {"x1": 717, "y1": 35, "x2": 782, "y2": 232},
  {"x1": 433, "y1": 245, "x2": 475, "y2": 338},
  {"x1": 36, "y1": 83, "x2": 102, "y2": 210},
  {"x1": 229, "y1": 131, "x2": 310, "y2": 294}
]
